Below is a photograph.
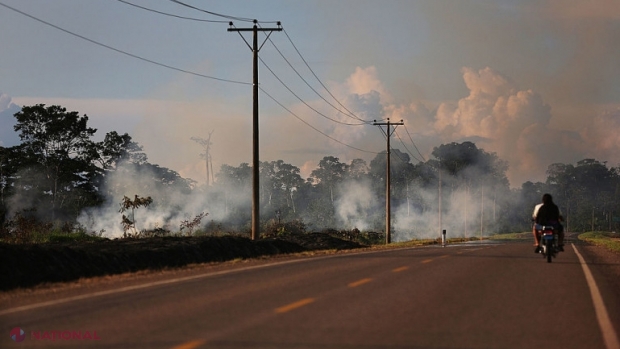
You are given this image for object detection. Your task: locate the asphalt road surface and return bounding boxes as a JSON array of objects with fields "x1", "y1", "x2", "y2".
[{"x1": 2, "y1": 240, "x2": 619, "y2": 349}]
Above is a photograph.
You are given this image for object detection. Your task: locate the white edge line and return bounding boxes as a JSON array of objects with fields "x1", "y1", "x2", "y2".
[
  {"x1": 0, "y1": 245, "x2": 424, "y2": 316},
  {"x1": 572, "y1": 243, "x2": 620, "y2": 349}
]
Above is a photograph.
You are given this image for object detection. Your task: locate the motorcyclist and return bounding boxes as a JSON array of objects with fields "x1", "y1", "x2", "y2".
[{"x1": 532, "y1": 193, "x2": 564, "y2": 252}]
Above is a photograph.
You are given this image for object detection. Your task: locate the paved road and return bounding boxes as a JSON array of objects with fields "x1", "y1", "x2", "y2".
[{"x1": 1, "y1": 241, "x2": 619, "y2": 348}]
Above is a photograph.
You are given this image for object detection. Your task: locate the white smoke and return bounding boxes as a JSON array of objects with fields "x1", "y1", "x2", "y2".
[
  {"x1": 392, "y1": 185, "x2": 498, "y2": 242},
  {"x1": 77, "y1": 162, "x2": 241, "y2": 238},
  {"x1": 334, "y1": 179, "x2": 375, "y2": 230}
]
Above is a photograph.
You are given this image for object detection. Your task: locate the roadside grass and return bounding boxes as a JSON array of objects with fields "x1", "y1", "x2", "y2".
[
  {"x1": 371, "y1": 236, "x2": 488, "y2": 250},
  {"x1": 578, "y1": 231, "x2": 620, "y2": 253},
  {"x1": 489, "y1": 232, "x2": 531, "y2": 240}
]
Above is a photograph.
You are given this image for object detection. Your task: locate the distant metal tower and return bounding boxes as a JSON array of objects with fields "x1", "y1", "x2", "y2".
[
  {"x1": 373, "y1": 119, "x2": 404, "y2": 244},
  {"x1": 228, "y1": 20, "x2": 282, "y2": 241},
  {"x1": 191, "y1": 131, "x2": 214, "y2": 186}
]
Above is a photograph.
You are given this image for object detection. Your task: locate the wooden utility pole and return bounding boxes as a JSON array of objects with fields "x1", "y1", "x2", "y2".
[
  {"x1": 373, "y1": 119, "x2": 404, "y2": 244},
  {"x1": 438, "y1": 163, "x2": 442, "y2": 240},
  {"x1": 228, "y1": 20, "x2": 282, "y2": 240}
]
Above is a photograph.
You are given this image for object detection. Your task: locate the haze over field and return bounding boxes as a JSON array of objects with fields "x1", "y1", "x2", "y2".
[{"x1": 2, "y1": 1, "x2": 619, "y2": 187}]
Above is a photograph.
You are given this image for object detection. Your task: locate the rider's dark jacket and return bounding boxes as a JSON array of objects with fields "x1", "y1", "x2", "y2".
[{"x1": 535, "y1": 203, "x2": 560, "y2": 225}]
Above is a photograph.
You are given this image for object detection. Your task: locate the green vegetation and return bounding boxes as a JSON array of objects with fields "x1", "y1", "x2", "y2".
[
  {"x1": 2, "y1": 103, "x2": 620, "y2": 242},
  {"x1": 578, "y1": 232, "x2": 620, "y2": 253},
  {"x1": 489, "y1": 232, "x2": 531, "y2": 240}
]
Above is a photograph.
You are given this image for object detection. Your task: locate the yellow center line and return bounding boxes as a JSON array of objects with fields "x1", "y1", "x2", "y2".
[
  {"x1": 348, "y1": 278, "x2": 373, "y2": 288},
  {"x1": 421, "y1": 259, "x2": 433, "y2": 264},
  {"x1": 392, "y1": 266, "x2": 409, "y2": 272},
  {"x1": 171, "y1": 339, "x2": 206, "y2": 349},
  {"x1": 275, "y1": 298, "x2": 315, "y2": 313}
]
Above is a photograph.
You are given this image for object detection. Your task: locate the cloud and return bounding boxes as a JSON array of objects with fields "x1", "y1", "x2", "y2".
[
  {"x1": 336, "y1": 66, "x2": 618, "y2": 186},
  {"x1": 0, "y1": 93, "x2": 21, "y2": 147},
  {"x1": 9, "y1": 65, "x2": 620, "y2": 189},
  {"x1": 545, "y1": 0, "x2": 620, "y2": 20},
  {"x1": 425, "y1": 67, "x2": 590, "y2": 184},
  {"x1": 345, "y1": 66, "x2": 391, "y2": 103},
  {"x1": 580, "y1": 107, "x2": 620, "y2": 163}
]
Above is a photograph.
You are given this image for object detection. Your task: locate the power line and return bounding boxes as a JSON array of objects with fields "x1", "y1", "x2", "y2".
[
  {"x1": 259, "y1": 57, "x2": 367, "y2": 126},
  {"x1": 403, "y1": 125, "x2": 427, "y2": 162},
  {"x1": 169, "y1": 0, "x2": 279, "y2": 24},
  {"x1": 259, "y1": 87, "x2": 379, "y2": 155},
  {"x1": 282, "y1": 28, "x2": 371, "y2": 123},
  {"x1": 0, "y1": 2, "x2": 250, "y2": 85},
  {"x1": 262, "y1": 26, "x2": 372, "y2": 124},
  {"x1": 117, "y1": 0, "x2": 229, "y2": 23},
  {"x1": 394, "y1": 130, "x2": 423, "y2": 163}
]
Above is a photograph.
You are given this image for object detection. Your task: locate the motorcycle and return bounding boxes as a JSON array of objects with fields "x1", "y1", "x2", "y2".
[{"x1": 536, "y1": 225, "x2": 557, "y2": 263}]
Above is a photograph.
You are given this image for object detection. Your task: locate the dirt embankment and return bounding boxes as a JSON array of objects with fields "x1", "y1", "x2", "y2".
[{"x1": 0, "y1": 233, "x2": 363, "y2": 291}]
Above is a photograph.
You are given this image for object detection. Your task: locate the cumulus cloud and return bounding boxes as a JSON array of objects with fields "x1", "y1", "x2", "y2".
[
  {"x1": 345, "y1": 66, "x2": 392, "y2": 104},
  {"x1": 0, "y1": 93, "x2": 21, "y2": 147},
  {"x1": 580, "y1": 108, "x2": 620, "y2": 163},
  {"x1": 422, "y1": 67, "x2": 587, "y2": 184},
  {"x1": 328, "y1": 66, "x2": 618, "y2": 186}
]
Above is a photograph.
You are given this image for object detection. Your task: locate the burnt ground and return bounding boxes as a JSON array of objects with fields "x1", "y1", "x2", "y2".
[
  {"x1": 0, "y1": 233, "x2": 363, "y2": 291},
  {"x1": 1, "y1": 232, "x2": 618, "y2": 295}
]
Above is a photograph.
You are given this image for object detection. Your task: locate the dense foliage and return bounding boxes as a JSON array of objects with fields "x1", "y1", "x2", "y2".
[{"x1": 1, "y1": 104, "x2": 619, "y2": 239}]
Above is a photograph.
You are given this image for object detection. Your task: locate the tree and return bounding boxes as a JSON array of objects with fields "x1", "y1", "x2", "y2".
[
  {"x1": 12, "y1": 104, "x2": 101, "y2": 220},
  {"x1": 265, "y1": 160, "x2": 304, "y2": 215},
  {"x1": 0, "y1": 146, "x2": 22, "y2": 225},
  {"x1": 310, "y1": 156, "x2": 348, "y2": 204},
  {"x1": 215, "y1": 163, "x2": 252, "y2": 225},
  {"x1": 346, "y1": 159, "x2": 369, "y2": 181},
  {"x1": 99, "y1": 131, "x2": 145, "y2": 170},
  {"x1": 545, "y1": 159, "x2": 618, "y2": 232},
  {"x1": 119, "y1": 195, "x2": 153, "y2": 237},
  {"x1": 369, "y1": 149, "x2": 415, "y2": 201},
  {"x1": 427, "y1": 142, "x2": 510, "y2": 235}
]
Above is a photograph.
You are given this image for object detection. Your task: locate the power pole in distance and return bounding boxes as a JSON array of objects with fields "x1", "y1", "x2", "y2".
[
  {"x1": 228, "y1": 20, "x2": 282, "y2": 241},
  {"x1": 373, "y1": 119, "x2": 404, "y2": 244}
]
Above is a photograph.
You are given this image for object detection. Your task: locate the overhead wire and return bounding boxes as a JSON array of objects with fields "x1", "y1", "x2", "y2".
[
  {"x1": 403, "y1": 125, "x2": 427, "y2": 162},
  {"x1": 0, "y1": 1, "x2": 250, "y2": 85},
  {"x1": 394, "y1": 130, "x2": 423, "y2": 163},
  {"x1": 261, "y1": 26, "x2": 372, "y2": 124},
  {"x1": 259, "y1": 57, "x2": 367, "y2": 126},
  {"x1": 282, "y1": 28, "x2": 378, "y2": 123},
  {"x1": 259, "y1": 87, "x2": 379, "y2": 155},
  {"x1": 168, "y1": 0, "x2": 279, "y2": 24},
  {"x1": 116, "y1": 0, "x2": 230, "y2": 23},
  {"x1": 373, "y1": 124, "x2": 418, "y2": 164},
  {"x1": 3, "y1": 0, "x2": 384, "y2": 155}
]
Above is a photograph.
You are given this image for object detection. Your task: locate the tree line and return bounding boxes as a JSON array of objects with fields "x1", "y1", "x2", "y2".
[{"x1": 1, "y1": 104, "x2": 619, "y2": 237}]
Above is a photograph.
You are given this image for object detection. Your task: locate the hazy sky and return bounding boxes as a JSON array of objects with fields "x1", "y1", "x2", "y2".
[{"x1": 1, "y1": 0, "x2": 619, "y2": 187}]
